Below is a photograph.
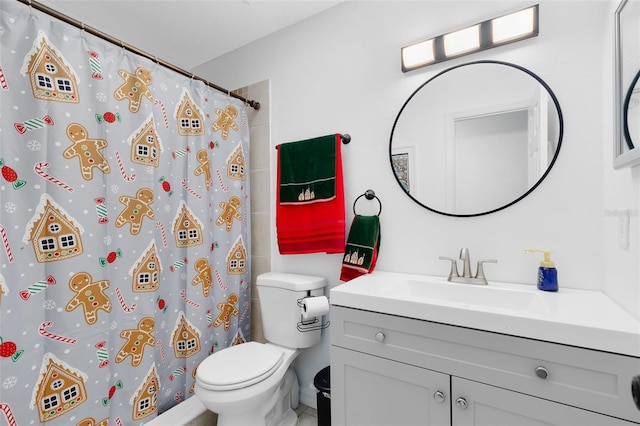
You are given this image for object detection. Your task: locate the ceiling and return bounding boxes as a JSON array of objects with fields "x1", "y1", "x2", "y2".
[{"x1": 37, "y1": 0, "x2": 343, "y2": 70}]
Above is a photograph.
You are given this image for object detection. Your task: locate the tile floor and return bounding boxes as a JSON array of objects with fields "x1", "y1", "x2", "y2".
[{"x1": 296, "y1": 404, "x2": 318, "y2": 426}]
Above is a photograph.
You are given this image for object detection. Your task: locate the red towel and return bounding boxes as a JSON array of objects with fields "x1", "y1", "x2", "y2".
[{"x1": 276, "y1": 134, "x2": 345, "y2": 254}]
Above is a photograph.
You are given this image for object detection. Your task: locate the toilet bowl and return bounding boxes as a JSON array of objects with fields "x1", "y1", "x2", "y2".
[
  {"x1": 195, "y1": 342, "x2": 300, "y2": 426},
  {"x1": 194, "y1": 272, "x2": 327, "y2": 426}
]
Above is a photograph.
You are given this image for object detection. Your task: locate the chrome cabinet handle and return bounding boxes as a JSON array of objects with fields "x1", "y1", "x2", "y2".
[
  {"x1": 433, "y1": 391, "x2": 446, "y2": 403},
  {"x1": 632, "y1": 375, "x2": 640, "y2": 410},
  {"x1": 535, "y1": 366, "x2": 549, "y2": 380},
  {"x1": 374, "y1": 332, "x2": 385, "y2": 343},
  {"x1": 455, "y1": 397, "x2": 468, "y2": 410}
]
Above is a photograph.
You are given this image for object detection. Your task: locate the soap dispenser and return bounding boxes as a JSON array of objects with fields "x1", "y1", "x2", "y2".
[{"x1": 524, "y1": 249, "x2": 558, "y2": 292}]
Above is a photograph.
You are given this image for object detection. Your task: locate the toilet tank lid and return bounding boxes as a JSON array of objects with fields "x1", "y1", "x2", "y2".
[{"x1": 257, "y1": 272, "x2": 326, "y2": 291}]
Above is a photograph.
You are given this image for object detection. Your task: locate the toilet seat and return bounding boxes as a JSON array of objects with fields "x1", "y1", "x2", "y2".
[{"x1": 196, "y1": 342, "x2": 284, "y2": 391}]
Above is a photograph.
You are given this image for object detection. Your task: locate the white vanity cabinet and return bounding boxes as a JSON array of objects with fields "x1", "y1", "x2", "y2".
[{"x1": 330, "y1": 306, "x2": 640, "y2": 426}]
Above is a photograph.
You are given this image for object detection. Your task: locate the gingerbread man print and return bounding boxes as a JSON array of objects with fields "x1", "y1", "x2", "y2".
[
  {"x1": 191, "y1": 258, "x2": 213, "y2": 297},
  {"x1": 63, "y1": 123, "x2": 111, "y2": 180},
  {"x1": 115, "y1": 316, "x2": 155, "y2": 367},
  {"x1": 114, "y1": 66, "x2": 153, "y2": 113},
  {"x1": 193, "y1": 149, "x2": 213, "y2": 191},
  {"x1": 116, "y1": 187, "x2": 155, "y2": 235},
  {"x1": 76, "y1": 418, "x2": 109, "y2": 426},
  {"x1": 216, "y1": 196, "x2": 242, "y2": 232},
  {"x1": 214, "y1": 293, "x2": 239, "y2": 331},
  {"x1": 65, "y1": 272, "x2": 112, "y2": 325},
  {"x1": 211, "y1": 105, "x2": 239, "y2": 140}
]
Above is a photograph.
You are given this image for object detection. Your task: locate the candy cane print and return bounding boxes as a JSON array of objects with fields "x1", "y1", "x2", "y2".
[
  {"x1": 114, "y1": 151, "x2": 136, "y2": 182},
  {"x1": 0, "y1": 403, "x2": 17, "y2": 426},
  {"x1": 155, "y1": 221, "x2": 167, "y2": 247},
  {"x1": 115, "y1": 287, "x2": 137, "y2": 312},
  {"x1": 34, "y1": 162, "x2": 74, "y2": 192},
  {"x1": 0, "y1": 65, "x2": 9, "y2": 90},
  {"x1": 157, "y1": 339, "x2": 166, "y2": 362},
  {"x1": 115, "y1": 418, "x2": 124, "y2": 426},
  {"x1": 179, "y1": 289, "x2": 200, "y2": 308},
  {"x1": 216, "y1": 169, "x2": 229, "y2": 192},
  {"x1": 239, "y1": 300, "x2": 250, "y2": 324},
  {"x1": 181, "y1": 178, "x2": 202, "y2": 199},
  {"x1": 154, "y1": 99, "x2": 169, "y2": 128},
  {"x1": 0, "y1": 225, "x2": 13, "y2": 263},
  {"x1": 215, "y1": 269, "x2": 228, "y2": 290},
  {"x1": 39, "y1": 321, "x2": 77, "y2": 344}
]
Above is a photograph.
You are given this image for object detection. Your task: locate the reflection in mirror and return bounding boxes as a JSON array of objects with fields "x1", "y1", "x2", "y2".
[
  {"x1": 390, "y1": 60, "x2": 563, "y2": 217},
  {"x1": 617, "y1": 0, "x2": 640, "y2": 167}
]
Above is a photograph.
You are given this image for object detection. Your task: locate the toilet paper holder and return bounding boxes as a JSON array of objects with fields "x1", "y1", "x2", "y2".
[{"x1": 296, "y1": 297, "x2": 330, "y2": 332}]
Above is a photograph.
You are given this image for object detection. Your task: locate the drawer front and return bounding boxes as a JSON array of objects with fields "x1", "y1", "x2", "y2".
[{"x1": 331, "y1": 306, "x2": 640, "y2": 423}]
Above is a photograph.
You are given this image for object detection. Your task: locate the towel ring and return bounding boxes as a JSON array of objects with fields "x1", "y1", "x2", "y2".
[{"x1": 353, "y1": 189, "x2": 382, "y2": 216}]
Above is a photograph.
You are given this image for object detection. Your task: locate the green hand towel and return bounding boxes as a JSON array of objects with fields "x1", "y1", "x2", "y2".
[
  {"x1": 278, "y1": 134, "x2": 337, "y2": 204},
  {"x1": 341, "y1": 215, "x2": 381, "y2": 281}
]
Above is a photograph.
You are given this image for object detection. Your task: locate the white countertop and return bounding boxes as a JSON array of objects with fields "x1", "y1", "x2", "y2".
[{"x1": 330, "y1": 270, "x2": 640, "y2": 357}]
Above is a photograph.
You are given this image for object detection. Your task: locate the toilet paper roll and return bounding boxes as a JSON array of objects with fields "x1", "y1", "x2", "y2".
[{"x1": 301, "y1": 296, "x2": 330, "y2": 320}]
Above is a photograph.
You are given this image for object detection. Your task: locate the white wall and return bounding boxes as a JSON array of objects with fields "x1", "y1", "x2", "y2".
[{"x1": 193, "y1": 0, "x2": 639, "y2": 407}]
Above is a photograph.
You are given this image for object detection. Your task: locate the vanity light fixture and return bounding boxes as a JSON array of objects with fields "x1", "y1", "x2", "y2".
[{"x1": 401, "y1": 4, "x2": 539, "y2": 72}]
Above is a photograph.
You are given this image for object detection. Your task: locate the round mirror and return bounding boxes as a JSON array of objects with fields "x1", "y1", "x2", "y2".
[{"x1": 389, "y1": 60, "x2": 563, "y2": 217}]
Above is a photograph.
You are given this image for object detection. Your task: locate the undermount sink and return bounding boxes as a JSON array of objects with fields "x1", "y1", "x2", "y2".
[{"x1": 330, "y1": 270, "x2": 640, "y2": 357}]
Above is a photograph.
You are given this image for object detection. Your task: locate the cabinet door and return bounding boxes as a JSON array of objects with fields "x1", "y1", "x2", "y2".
[
  {"x1": 452, "y1": 377, "x2": 635, "y2": 426},
  {"x1": 331, "y1": 346, "x2": 450, "y2": 426}
]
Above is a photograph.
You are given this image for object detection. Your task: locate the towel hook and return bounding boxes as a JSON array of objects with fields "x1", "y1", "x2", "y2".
[{"x1": 353, "y1": 189, "x2": 382, "y2": 216}]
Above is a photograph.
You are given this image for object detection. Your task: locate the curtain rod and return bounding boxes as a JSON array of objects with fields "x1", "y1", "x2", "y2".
[{"x1": 17, "y1": 0, "x2": 261, "y2": 110}]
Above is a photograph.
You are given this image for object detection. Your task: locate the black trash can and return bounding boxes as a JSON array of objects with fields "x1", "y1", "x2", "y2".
[{"x1": 313, "y1": 366, "x2": 331, "y2": 426}]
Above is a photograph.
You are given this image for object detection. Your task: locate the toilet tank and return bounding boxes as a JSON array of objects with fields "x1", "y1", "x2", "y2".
[{"x1": 256, "y1": 272, "x2": 327, "y2": 349}]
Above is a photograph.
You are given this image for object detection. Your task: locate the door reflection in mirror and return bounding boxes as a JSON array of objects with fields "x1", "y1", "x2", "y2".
[{"x1": 390, "y1": 60, "x2": 563, "y2": 217}]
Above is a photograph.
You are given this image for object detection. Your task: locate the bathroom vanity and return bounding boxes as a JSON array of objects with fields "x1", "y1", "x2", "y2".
[{"x1": 330, "y1": 271, "x2": 640, "y2": 425}]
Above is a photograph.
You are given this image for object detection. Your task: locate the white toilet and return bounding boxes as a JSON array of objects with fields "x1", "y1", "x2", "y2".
[{"x1": 195, "y1": 272, "x2": 327, "y2": 426}]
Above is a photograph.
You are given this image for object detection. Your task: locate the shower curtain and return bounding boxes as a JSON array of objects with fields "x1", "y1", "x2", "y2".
[{"x1": 0, "y1": 2, "x2": 251, "y2": 424}]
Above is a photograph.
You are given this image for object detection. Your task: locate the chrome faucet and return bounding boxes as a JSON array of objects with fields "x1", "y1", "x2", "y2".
[{"x1": 439, "y1": 248, "x2": 497, "y2": 285}]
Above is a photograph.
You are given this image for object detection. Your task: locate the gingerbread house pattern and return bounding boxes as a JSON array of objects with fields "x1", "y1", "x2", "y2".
[
  {"x1": 171, "y1": 200, "x2": 204, "y2": 247},
  {"x1": 130, "y1": 364, "x2": 160, "y2": 421},
  {"x1": 21, "y1": 30, "x2": 80, "y2": 103},
  {"x1": 226, "y1": 144, "x2": 246, "y2": 180},
  {"x1": 30, "y1": 353, "x2": 88, "y2": 422},
  {"x1": 170, "y1": 311, "x2": 202, "y2": 358},
  {"x1": 129, "y1": 240, "x2": 163, "y2": 292},
  {"x1": 231, "y1": 329, "x2": 247, "y2": 346},
  {"x1": 227, "y1": 235, "x2": 247, "y2": 275},
  {"x1": 0, "y1": 3, "x2": 252, "y2": 423},
  {"x1": 128, "y1": 113, "x2": 164, "y2": 167},
  {"x1": 23, "y1": 194, "x2": 84, "y2": 263},
  {"x1": 174, "y1": 88, "x2": 205, "y2": 136}
]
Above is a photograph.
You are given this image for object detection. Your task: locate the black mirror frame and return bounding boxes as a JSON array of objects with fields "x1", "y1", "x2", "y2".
[{"x1": 389, "y1": 60, "x2": 564, "y2": 217}]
